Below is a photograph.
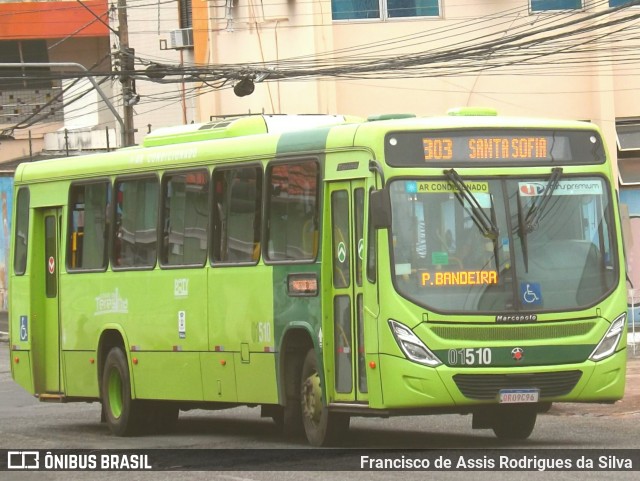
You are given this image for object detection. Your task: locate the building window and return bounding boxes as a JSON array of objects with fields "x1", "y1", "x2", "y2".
[
  {"x1": 332, "y1": 0, "x2": 439, "y2": 21},
  {"x1": 616, "y1": 120, "x2": 640, "y2": 185},
  {"x1": 609, "y1": 1, "x2": 637, "y2": 7},
  {"x1": 530, "y1": 0, "x2": 582, "y2": 12},
  {"x1": 178, "y1": 0, "x2": 192, "y2": 29}
]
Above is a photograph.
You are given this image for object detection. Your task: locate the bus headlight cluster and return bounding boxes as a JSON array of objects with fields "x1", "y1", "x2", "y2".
[
  {"x1": 589, "y1": 313, "x2": 626, "y2": 361},
  {"x1": 388, "y1": 320, "x2": 442, "y2": 367}
]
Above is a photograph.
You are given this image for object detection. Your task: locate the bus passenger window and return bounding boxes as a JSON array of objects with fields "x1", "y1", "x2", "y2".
[
  {"x1": 68, "y1": 182, "x2": 110, "y2": 270},
  {"x1": 266, "y1": 160, "x2": 319, "y2": 262},
  {"x1": 113, "y1": 177, "x2": 159, "y2": 268},
  {"x1": 211, "y1": 165, "x2": 262, "y2": 264},
  {"x1": 14, "y1": 188, "x2": 30, "y2": 275},
  {"x1": 161, "y1": 170, "x2": 209, "y2": 267}
]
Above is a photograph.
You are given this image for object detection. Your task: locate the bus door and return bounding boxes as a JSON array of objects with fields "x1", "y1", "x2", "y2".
[
  {"x1": 34, "y1": 207, "x2": 63, "y2": 394},
  {"x1": 328, "y1": 180, "x2": 368, "y2": 403}
]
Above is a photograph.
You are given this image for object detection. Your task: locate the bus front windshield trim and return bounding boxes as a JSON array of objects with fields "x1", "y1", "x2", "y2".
[{"x1": 389, "y1": 175, "x2": 617, "y2": 314}]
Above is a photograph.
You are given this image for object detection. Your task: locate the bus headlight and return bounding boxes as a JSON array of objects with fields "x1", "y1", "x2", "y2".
[
  {"x1": 388, "y1": 320, "x2": 442, "y2": 367},
  {"x1": 589, "y1": 313, "x2": 626, "y2": 362}
]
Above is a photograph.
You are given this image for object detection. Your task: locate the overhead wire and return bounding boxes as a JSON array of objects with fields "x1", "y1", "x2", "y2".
[{"x1": 4, "y1": 0, "x2": 640, "y2": 133}]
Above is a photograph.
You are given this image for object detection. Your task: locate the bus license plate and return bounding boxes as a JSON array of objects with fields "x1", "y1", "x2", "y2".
[{"x1": 499, "y1": 389, "x2": 539, "y2": 404}]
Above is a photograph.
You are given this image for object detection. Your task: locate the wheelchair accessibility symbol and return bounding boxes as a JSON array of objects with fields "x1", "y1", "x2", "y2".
[
  {"x1": 19, "y1": 316, "x2": 28, "y2": 342},
  {"x1": 520, "y1": 282, "x2": 542, "y2": 306}
]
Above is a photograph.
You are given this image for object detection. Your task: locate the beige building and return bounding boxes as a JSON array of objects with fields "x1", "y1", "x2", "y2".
[{"x1": 195, "y1": 1, "x2": 639, "y2": 162}]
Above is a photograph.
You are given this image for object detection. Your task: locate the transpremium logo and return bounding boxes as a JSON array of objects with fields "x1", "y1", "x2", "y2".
[{"x1": 519, "y1": 183, "x2": 545, "y2": 196}]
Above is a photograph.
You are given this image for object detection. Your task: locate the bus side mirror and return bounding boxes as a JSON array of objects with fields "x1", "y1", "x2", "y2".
[{"x1": 370, "y1": 189, "x2": 391, "y2": 229}]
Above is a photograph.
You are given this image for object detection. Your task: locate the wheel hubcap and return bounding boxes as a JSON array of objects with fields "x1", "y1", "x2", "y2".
[
  {"x1": 302, "y1": 372, "x2": 322, "y2": 426},
  {"x1": 107, "y1": 369, "x2": 123, "y2": 419}
]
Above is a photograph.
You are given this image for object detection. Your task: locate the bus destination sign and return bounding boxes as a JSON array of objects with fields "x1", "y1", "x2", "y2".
[
  {"x1": 422, "y1": 136, "x2": 550, "y2": 161},
  {"x1": 385, "y1": 129, "x2": 606, "y2": 166}
]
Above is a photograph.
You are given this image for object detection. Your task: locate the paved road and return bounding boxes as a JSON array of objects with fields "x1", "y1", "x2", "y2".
[{"x1": 1, "y1": 341, "x2": 639, "y2": 480}]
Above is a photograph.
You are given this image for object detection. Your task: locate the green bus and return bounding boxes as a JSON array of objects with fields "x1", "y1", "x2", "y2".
[{"x1": 9, "y1": 109, "x2": 628, "y2": 446}]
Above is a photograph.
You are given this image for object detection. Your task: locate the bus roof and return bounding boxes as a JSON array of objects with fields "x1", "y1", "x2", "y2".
[{"x1": 14, "y1": 112, "x2": 601, "y2": 184}]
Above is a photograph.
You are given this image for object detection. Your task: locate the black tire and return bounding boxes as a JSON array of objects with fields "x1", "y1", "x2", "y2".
[
  {"x1": 279, "y1": 349, "x2": 305, "y2": 438},
  {"x1": 101, "y1": 347, "x2": 144, "y2": 436},
  {"x1": 272, "y1": 403, "x2": 304, "y2": 438},
  {"x1": 300, "y1": 349, "x2": 349, "y2": 446},
  {"x1": 492, "y1": 406, "x2": 537, "y2": 440}
]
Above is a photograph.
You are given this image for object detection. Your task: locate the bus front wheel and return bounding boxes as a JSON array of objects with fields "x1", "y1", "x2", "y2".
[
  {"x1": 491, "y1": 406, "x2": 537, "y2": 440},
  {"x1": 300, "y1": 349, "x2": 349, "y2": 446},
  {"x1": 101, "y1": 347, "x2": 143, "y2": 436}
]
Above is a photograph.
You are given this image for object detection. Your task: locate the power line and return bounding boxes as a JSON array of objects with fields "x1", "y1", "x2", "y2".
[{"x1": 4, "y1": 0, "x2": 640, "y2": 134}]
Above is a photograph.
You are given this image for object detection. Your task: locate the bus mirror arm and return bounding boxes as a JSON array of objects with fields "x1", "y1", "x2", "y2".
[
  {"x1": 369, "y1": 160, "x2": 385, "y2": 188},
  {"x1": 370, "y1": 188, "x2": 392, "y2": 230}
]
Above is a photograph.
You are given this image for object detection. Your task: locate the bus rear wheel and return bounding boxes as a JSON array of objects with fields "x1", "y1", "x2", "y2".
[
  {"x1": 300, "y1": 349, "x2": 349, "y2": 446},
  {"x1": 101, "y1": 347, "x2": 143, "y2": 436},
  {"x1": 491, "y1": 406, "x2": 537, "y2": 440}
]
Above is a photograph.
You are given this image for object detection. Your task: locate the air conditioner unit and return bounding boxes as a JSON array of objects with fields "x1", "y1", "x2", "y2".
[{"x1": 169, "y1": 28, "x2": 194, "y2": 49}]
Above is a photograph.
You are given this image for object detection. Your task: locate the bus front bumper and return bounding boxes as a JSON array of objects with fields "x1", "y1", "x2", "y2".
[{"x1": 374, "y1": 350, "x2": 626, "y2": 410}]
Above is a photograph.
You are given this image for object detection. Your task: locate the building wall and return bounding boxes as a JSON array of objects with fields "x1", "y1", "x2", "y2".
[
  {"x1": 125, "y1": 4, "x2": 197, "y2": 144},
  {"x1": 202, "y1": 0, "x2": 337, "y2": 119},
  {"x1": 200, "y1": 1, "x2": 640, "y2": 147}
]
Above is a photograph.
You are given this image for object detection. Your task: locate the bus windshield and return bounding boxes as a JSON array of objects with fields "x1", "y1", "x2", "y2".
[{"x1": 389, "y1": 175, "x2": 617, "y2": 314}]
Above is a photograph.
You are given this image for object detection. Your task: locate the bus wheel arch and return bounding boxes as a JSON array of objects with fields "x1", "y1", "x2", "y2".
[
  {"x1": 274, "y1": 327, "x2": 314, "y2": 437},
  {"x1": 97, "y1": 329, "x2": 127, "y2": 388}
]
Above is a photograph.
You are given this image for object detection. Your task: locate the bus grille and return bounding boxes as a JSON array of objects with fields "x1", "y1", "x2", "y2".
[
  {"x1": 430, "y1": 321, "x2": 596, "y2": 342},
  {"x1": 452, "y1": 371, "x2": 582, "y2": 400}
]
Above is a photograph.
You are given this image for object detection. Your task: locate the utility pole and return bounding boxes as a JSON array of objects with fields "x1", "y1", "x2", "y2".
[{"x1": 117, "y1": 0, "x2": 136, "y2": 146}]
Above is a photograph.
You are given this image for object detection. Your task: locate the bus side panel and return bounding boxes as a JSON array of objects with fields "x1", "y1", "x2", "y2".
[
  {"x1": 61, "y1": 270, "x2": 209, "y2": 352},
  {"x1": 120, "y1": 269, "x2": 208, "y2": 400},
  {"x1": 61, "y1": 269, "x2": 208, "y2": 401},
  {"x1": 133, "y1": 352, "x2": 204, "y2": 401},
  {"x1": 234, "y1": 353, "x2": 278, "y2": 404},
  {"x1": 10, "y1": 350, "x2": 34, "y2": 395},
  {"x1": 208, "y1": 265, "x2": 275, "y2": 403},
  {"x1": 200, "y1": 352, "x2": 238, "y2": 402},
  {"x1": 9, "y1": 275, "x2": 35, "y2": 394},
  {"x1": 62, "y1": 350, "x2": 98, "y2": 398}
]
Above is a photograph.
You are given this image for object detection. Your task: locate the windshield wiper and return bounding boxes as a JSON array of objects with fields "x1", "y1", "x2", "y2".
[
  {"x1": 517, "y1": 167, "x2": 563, "y2": 272},
  {"x1": 517, "y1": 191, "x2": 530, "y2": 272},
  {"x1": 444, "y1": 169, "x2": 499, "y2": 240},
  {"x1": 523, "y1": 167, "x2": 563, "y2": 233}
]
